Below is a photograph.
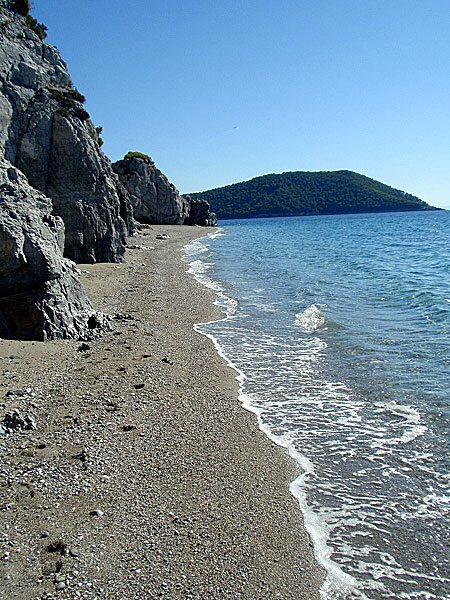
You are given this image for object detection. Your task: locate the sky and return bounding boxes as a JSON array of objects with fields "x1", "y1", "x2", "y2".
[{"x1": 32, "y1": 0, "x2": 450, "y2": 208}]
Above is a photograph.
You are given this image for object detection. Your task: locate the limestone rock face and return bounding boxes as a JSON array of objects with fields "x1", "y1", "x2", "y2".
[
  {"x1": 112, "y1": 156, "x2": 188, "y2": 225},
  {"x1": 0, "y1": 161, "x2": 106, "y2": 340},
  {"x1": 113, "y1": 156, "x2": 217, "y2": 226},
  {"x1": 0, "y1": 9, "x2": 133, "y2": 263},
  {"x1": 46, "y1": 113, "x2": 132, "y2": 262},
  {"x1": 183, "y1": 195, "x2": 218, "y2": 226}
]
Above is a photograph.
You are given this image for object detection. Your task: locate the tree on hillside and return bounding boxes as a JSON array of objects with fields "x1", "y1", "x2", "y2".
[{"x1": 10, "y1": 0, "x2": 30, "y2": 16}]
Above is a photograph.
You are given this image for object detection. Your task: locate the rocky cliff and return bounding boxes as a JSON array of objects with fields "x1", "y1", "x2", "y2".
[
  {"x1": 113, "y1": 155, "x2": 189, "y2": 225},
  {"x1": 113, "y1": 155, "x2": 217, "y2": 227},
  {"x1": 0, "y1": 161, "x2": 106, "y2": 340},
  {"x1": 0, "y1": 9, "x2": 133, "y2": 263},
  {"x1": 0, "y1": 8, "x2": 215, "y2": 341},
  {"x1": 183, "y1": 195, "x2": 218, "y2": 226},
  {"x1": 0, "y1": 8, "x2": 126, "y2": 339}
]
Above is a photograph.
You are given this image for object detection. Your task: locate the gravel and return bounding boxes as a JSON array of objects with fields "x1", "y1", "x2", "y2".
[{"x1": 0, "y1": 225, "x2": 323, "y2": 599}]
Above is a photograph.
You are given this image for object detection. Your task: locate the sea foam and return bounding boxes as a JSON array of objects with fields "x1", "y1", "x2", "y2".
[
  {"x1": 295, "y1": 304, "x2": 327, "y2": 331},
  {"x1": 182, "y1": 234, "x2": 360, "y2": 600},
  {"x1": 182, "y1": 212, "x2": 450, "y2": 600}
]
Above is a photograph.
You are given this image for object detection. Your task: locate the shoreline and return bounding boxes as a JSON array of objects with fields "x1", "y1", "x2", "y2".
[{"x1": 0, "y1": 225, "x2": 323, "y2": 599}]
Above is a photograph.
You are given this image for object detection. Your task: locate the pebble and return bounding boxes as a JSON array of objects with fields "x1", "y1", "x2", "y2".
[
  {"x1": 3, "y1": 410, "x2": 37, "y2": 431},
  {"x1": 112, "y1": 313, "x2": 134, "y2": 321},
  {"x1": 6, "y1": 388, "x2": 32, "y2": 398},
  {"x1": 0, "y1": 229, "x2": 322, "y2": 600}
]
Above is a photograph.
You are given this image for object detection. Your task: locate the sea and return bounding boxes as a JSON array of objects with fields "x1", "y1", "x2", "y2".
[{"x1": 182, "y1": 210, "x2": 450, "y2": 600}]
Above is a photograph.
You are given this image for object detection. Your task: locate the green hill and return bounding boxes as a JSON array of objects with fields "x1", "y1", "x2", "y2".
[{"x1": 190, "y1": 170, "x2": 437, "y2": 220}]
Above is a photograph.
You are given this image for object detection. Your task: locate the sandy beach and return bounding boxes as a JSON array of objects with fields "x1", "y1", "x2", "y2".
[{"x1": 0, "y1": 225, "x2": 323, "y2": 599}]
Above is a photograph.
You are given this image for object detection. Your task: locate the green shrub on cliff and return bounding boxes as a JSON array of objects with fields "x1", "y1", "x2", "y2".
[
  {"x1": 8, "y1": 0, "x2": 47, "y2": 40},
  {"x1": 124, "y1": 151, "x2": 155, "y2": 167},
  {"x1": 50, "y1": 88, "x2": 86, "y2": 107},
  {"x1": 67, "y1": 87, "x2": 86, "y2": 104},
  {"x1": 73, "y1": 106, "x2": 89, "y2": 121},
  {"x1": 95, "y1": 126, "x2": 104, "y2": 147},
  {"x1": 24, "y1": 14, "x2": 47, "y2": 40},
  {"x1": 51, "y1": 87, "x2": 90, "y2": 121},
  {"x1": 11, "y1": 0, "x2": 29, "y2": 16}
]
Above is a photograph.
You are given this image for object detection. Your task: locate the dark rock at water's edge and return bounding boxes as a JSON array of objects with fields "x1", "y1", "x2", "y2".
[
  {"x1": 183, "y1": 195, "x2": 218, "y2": 227},
  {"x1": 0, "y1": 9, "x2": 133, "y2": 263},
  {"x1": 113, "y1": 155, "x2": 217, "y2": 227},
  {"x1": 0, "y1": 161, "x2": 108, "y2": 341},
  {"x1": 190, "y1": 170, "x2": 440, "y2": 220}
]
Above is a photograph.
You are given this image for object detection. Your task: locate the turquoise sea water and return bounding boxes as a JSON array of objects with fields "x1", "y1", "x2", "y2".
[{"x1": 183, "y1": 210, "x2": 450, "y2": 600}]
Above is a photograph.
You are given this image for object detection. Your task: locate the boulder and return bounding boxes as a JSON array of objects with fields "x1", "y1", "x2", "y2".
[
  {"x1": 112, "y1": 155, "x2": 188, "y2": 225},
  {"x1": 0, "y1": 160, "x2": 107, "y2": 340},
  {"x1": 0, "y1": 10, "x2": 133, "y2": 263}
]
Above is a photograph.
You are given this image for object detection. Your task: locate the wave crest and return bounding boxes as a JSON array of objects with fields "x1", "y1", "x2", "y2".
[{"x1": 295, "y1": 304, "x2": 326, "y2": 332}]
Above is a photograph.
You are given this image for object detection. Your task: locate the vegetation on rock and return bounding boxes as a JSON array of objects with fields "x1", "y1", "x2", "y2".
[
  {"x1": 5, "y1": 0, "x2": 47, "y2": 39},
  {"x1": 95, "y1": 126, "x2": 104, "y2": 147},
  {"x1": 24, "y1": 13, "x2": 47, "y2": 39},
  {"x1": 124, "y1": 151, "x2": 155, "y2": 168},
  {"x1": 51, "y1": 87, "x2": 89, "y2": 121},
  {"x1": 190, "y1": 170, "x2": 437, "y2": 220},
  {"x1": 10, "y1": 0, "x2": 29, "y2": 16}
]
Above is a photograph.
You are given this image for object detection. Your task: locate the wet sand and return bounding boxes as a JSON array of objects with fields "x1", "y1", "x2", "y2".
[{"x1": 0, "y1": 225, "x2": 323, "y2": 599}]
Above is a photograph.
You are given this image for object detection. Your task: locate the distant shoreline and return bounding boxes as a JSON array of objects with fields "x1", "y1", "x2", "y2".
[{"x1": 217, "y1": 206, "x2": 443, "y2": 221}]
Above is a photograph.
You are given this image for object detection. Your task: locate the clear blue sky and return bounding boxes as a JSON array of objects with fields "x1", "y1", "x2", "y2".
[{"x1": 33, "y1": 0, "x2": 450, "y2": 207}]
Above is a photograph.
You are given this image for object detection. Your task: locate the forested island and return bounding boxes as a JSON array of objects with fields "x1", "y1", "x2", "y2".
[{"x1": 190, "y1": 170, "x2": 439, "y2": 220}]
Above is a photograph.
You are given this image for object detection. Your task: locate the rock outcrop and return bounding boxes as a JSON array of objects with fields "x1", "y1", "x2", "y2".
[
  {"x1": 112, "y1": 155, "x2": 188, "y2": 225},
  {"x1": 0, "y1": 161, "x2": 107, "y2": 340},
  {"x1": 0, "y1": 9, "x2": 133, "y2": 263},
  {"x1": 183, "y1": 195, "x2": 218, "y2": 226},
  {"x1": 113, "y1": 155, "x2": 217, "y2": 226}
]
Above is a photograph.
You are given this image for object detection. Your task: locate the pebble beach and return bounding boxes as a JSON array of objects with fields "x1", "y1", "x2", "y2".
[{"x1": 0, "y1": 225, "x2": 323, "y2": 600}]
